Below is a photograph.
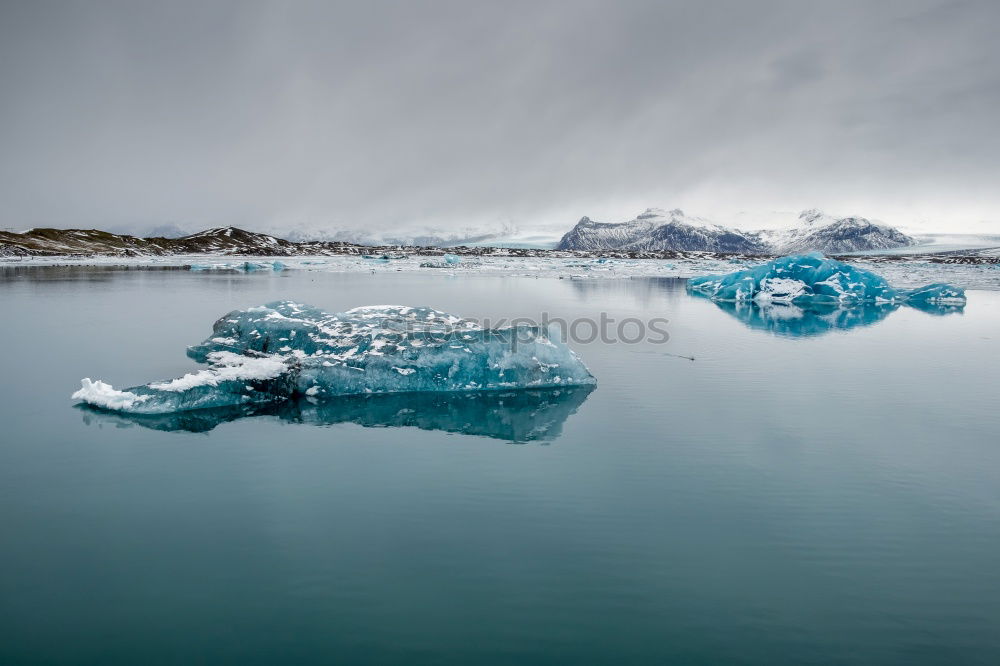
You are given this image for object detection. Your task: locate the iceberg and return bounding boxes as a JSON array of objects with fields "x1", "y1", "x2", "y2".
[
  {"x1": 188, "y1": 260, "x2": 286, "y2": 272},
  {"x1": 899, "y1": 282, "x2": 967, "y2": 306},
  {"x1": 72, "y1": 301, "x2": 596, "y2": 415},
  {"x1": 420, "y1": 253, "x2": 463, "y2": 269},
  {"x1": 78, "y1": 386, "x2": 593, "y2": 441},
  {"x1": 687, "y1": 252, "x2": 966, "y2": 306},
  {"x1": 687, "y1": 254, "x2": 967, "y2": 337}
]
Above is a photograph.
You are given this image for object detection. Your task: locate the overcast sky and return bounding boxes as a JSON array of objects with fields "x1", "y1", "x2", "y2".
[{"x1": 1, "y1": 0, "x2": 998, "y2": 235}]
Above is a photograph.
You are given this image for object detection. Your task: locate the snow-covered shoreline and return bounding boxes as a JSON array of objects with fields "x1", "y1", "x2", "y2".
[{"x1": 3, "y1": 252, "x2": 1000, "y2": 290}]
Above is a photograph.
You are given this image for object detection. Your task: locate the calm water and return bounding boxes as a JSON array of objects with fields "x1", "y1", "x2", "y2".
[{"x1": 1, "y1": 266, "x2": 999, "y2": 665}]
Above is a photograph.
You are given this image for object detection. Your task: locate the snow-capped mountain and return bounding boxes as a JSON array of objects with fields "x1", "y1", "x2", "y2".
[
  {"x1": 556, "y1": 208, "x2": 916, "y2": 254},
  {"x1": 761, "y1": 209, "x2": 916, "y2": 254},
  {"x1": 168, "y1": 227, "x2": 299, "y2": 254},
  {"x1": 0, "y1": 211, "x2": 922, "y2": 258},
  {"x1": 556, "y1": 208, "x2": 768, "y2": 253}
]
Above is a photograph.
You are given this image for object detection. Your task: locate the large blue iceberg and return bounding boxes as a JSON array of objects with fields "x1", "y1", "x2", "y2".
[
  {"x1": 72, "y1": 301, "x2": 596, "y2": 415},
  {"x1": 687, "y1": 253, "x2": 966, "y2": 306}
]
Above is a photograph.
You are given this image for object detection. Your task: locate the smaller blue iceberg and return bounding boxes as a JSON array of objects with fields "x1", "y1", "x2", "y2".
[
  {"x1": 901, "y1": 283, "x2": 966, "y2": 306},
  {"x1": 73, "y1": 301, "x2": 596, "y2": 415},
  {"x1": 687, "y1": 253, "x2": 966, "y2": 306},
  {"x1": 420, "y1": 253, "x2": 463, "y2": 269}
]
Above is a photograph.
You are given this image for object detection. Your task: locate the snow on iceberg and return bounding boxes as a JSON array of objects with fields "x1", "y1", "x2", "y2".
[
  {"x1": 73, "y1": 379, "x2": 151, "y2": 411},
  {"x1": 72, "y1": 301, "x2": 596, "y2": 415},
  {"x1": 686, "y1": 252, "x2": 966, "y2": 305}
]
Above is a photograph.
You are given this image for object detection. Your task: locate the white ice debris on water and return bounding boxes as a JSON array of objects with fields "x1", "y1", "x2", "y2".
[{"x1": 71, "y1": 379, "x2": 151, "y2": 411}]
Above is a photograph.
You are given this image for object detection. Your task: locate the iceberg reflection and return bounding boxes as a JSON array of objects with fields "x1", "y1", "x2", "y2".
[
  {"x1": 693, "y1": 296, "x2": 964, "y2": 338},
  {"x1": 78, "y1": 386, "x2": 593, "y2": 443}
]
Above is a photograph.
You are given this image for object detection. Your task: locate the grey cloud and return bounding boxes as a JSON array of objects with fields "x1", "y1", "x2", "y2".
[{"x1": 0, "y1": 0, "x2": 997, "y2": 235}]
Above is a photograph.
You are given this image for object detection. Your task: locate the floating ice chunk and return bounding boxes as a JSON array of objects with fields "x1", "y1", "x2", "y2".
[
  {"x1": 73, "y1": 301, "x2": 596, "y2": 414},
  {"x1": 71, "y1": 379, "x2": 150, "y2": 411},
  {"x1": 420, "y1": 253, "x2": 463, "y2": 269},
  {"x1": 900, "y1": 283, "x2": 967, "y2": 305},
  {"x1": 188, "y1": 260, "x2": 285, "y2": 272},
  {"x1": 687, "y1": 253, "x2": 965, "y2": 306}
]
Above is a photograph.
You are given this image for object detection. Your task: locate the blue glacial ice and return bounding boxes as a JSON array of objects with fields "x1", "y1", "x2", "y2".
[
  {"x1": 900, "y1": 282, "x2": 967, "y2": 306},
  {"x1": 687, "y1": 252, "x2": 966, "y2": 305},
  {"x1": 72, "y1": 301, "x2": 596, "y2": 415}
]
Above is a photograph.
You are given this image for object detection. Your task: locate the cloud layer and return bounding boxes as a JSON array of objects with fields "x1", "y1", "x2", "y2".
[{"x1": 1, "y1": 0, "x2": 997, "y2": 234}]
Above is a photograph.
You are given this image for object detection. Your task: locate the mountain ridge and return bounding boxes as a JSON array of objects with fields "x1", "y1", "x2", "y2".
[
  {"x1": 0, "y1": 225, "x2": 620, "y2": 259},
  {"x1": 2, "y1": 219, "x2": 984, "y2": 262},
  {"x1": 556, "y1": 208, "x2": 916, "y2": 254}
]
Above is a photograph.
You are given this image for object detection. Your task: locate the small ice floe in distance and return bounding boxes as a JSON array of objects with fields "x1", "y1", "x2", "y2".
[{"x1": 188, "y1": 260, "x2": 285, "y2": 272}]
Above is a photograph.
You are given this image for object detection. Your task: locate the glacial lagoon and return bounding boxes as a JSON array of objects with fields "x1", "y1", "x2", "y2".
[{"x1": 2, "y1": 266, "x2": 999, "y2": 664}]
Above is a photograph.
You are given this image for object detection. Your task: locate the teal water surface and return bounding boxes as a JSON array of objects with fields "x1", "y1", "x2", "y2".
[{"x1": 1, "y1": 266, "x2": 999, "y2": 665}]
